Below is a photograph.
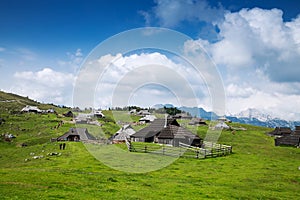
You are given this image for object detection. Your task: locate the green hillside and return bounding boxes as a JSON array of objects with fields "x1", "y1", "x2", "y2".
[
  {"x1": 0, "y1": 90, "x2": 71, "y2": 114},
  {"x1": 0, "y1": 92, "x2": 299, "y2": 199}
]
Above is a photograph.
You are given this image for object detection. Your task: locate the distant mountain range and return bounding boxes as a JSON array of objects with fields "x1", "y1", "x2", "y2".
[
  {"x1": 153, "y1": 104, "x2": 300, "y2": 129},
  {"x1": 227, "y1": 108, "x2": 300, "y2": 129},
  {"x1": 178, "y1": 106, "x2": 219, "y2": 120}
]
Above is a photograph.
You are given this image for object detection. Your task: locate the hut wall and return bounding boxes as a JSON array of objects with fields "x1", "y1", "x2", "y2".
[
  {"x1": 158, "y1": 139, "x2": 174, "y2": 145},
  {"x1": 275, "y1": 135, "x2": 300, "y2": 146}
]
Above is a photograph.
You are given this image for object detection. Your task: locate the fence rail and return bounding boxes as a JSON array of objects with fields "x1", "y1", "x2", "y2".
[{"x1": 125, "y1": 139, "x2": 232, "y2": 159}]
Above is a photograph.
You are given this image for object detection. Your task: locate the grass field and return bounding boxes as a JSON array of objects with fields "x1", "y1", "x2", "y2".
[
  {"x1": 1, "y1": 110, "x2": 300, "y2": 199},
  {"x1": 0, "y1": 91, "x2": 299, "y2": 199}
]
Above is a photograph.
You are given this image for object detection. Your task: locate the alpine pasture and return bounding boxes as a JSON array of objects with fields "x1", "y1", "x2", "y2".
[{"x1": 0, "y1": 92, "x2": 299, "y2": 199}]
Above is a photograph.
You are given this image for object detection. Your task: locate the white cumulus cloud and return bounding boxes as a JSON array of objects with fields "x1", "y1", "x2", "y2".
[
  {"x1": 73, "y1": 52, "x2": 213, "y2": 110},
  {"x1": 211, "y1": 8, "x2": 300, "y2": 82},
  {"x1": 12, "y1": 68, "x2": 75, "y2": 105},
  {"x1": 182, "y1": 7, "x2": 300, "y2": 120}
]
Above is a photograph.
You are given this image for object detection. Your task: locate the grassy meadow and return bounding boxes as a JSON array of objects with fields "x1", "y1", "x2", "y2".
[{"x1": 0, "y1": 95, "x2": 299, "y2": 199}]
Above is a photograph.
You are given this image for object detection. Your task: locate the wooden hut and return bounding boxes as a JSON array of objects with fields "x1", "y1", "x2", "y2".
[
  {"x1": 63, "y1": 111, "x2": 74, "y2": 118},
  {"x1": 131, "y1": 118, "x2": 201, "y2": 147},
  {"x1": 21, "y1": 105, "x2": 42, "y2": 113},
  {"x1": 57, "y1": 128, "x2": 96, "y2": 141},
  {"x1": 188, "y1": 118, "x2": 207, "y2": 126},
  {"x1": 131, "y1": 118, "x2": 179, "y2": 142},
  {"x1": 110, "y1": 124, "x2": 136, "y2": 144},
  {"x1": 274, "y1": 126, "x2": 300, "y2": 147}
]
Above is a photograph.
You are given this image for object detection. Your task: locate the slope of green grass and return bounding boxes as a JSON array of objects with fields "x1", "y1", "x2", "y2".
[
  {"x1": 1, "y1": 113, "x2": 299, "y2": 199},
  {"x1": 1, "y1": 137, "x2": 299, "y2": 199},
  {"x1": 0, "y1": 91, "x2": 71, "y2": 115}
]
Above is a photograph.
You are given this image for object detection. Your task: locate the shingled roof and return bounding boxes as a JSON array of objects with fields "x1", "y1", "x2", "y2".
[
  {"x1": 157, "y1": 125, "x2": 200, "y2": 140},
  {"x1": 131, "y1": 118, "x2": 180, "y2": 138},
  {"x1": 268, "y1": 127, "x2": 292, "y2": 136},
  {"x1": 188, "y1": 118, "x2": 207, "y2": 125},
  {"x1": 111, "y1": 124, "x2": 136, "y2": 141}
]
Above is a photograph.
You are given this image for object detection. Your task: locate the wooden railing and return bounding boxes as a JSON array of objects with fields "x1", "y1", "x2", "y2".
[{"x1": 127, "y1": 141, "x2": 232, "y2": 159}]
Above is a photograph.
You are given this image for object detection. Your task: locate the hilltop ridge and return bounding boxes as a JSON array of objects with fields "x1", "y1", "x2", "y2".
[{"x1": 0, "y1": 90, "x2": 69, "y2": 114}]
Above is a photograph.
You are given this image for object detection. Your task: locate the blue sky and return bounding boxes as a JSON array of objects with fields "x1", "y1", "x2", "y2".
[
  {"x1": 1, "y1": 0, "x2": 298, "y2": 54},
  {"x1": 0, "y1": 1, "x2": 153, "y2": 52},
  {"x1": 1, "y1": 0, "x2": 300, "y2": 120}
]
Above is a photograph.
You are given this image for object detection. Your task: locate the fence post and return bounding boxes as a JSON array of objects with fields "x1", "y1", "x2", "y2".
[{"x1": 144, "y1": 145, "x2": 147, "y2": 153}]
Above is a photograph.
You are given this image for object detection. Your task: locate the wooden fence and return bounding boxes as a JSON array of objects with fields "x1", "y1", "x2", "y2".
[{"x1": 125, "y1": 137, "x2": 232, "y2": 159}]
